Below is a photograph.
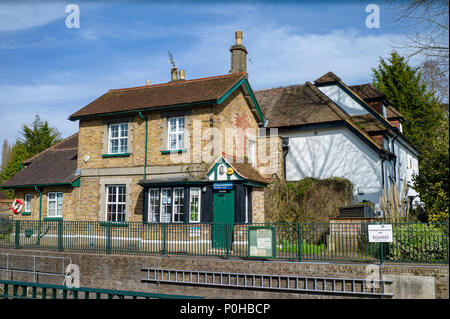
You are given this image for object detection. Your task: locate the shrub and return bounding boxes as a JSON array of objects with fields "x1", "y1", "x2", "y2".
[
  {"x1": 265, "y1": 177, "x2": 354, "y2": 223},
  {"x1": 386, "y1": 223, "x2": 449, "y2": 263}
]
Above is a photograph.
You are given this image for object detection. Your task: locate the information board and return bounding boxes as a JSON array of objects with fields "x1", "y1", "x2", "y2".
[
  {"x1": 248, "y1": 226, "x2": 276, "y2": 258},
  {"x1": 368, "y1": 224, "x2": 393, "y2": 243}
]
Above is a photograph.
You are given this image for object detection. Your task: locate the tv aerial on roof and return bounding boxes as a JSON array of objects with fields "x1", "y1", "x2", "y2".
[{"x1": 168, "y1": 51, "x2": 176, "y2": 68}]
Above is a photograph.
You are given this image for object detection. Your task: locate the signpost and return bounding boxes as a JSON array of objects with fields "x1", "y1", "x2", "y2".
[{"x1": 368, "y1": 224, "x2": 393, "y2": 264}]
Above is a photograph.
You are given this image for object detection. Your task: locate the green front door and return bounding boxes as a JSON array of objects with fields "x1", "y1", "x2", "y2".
[{"x1": 212, "y1": 190, "x2": 234, "y2": 249}]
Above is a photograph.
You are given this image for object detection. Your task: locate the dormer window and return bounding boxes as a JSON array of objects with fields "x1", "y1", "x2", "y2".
[
  {"x1": 109, "y1": 123, "x2": 128, "y2": 154},
  {"x1": 168, "y1": 117, "x2": 185, "y2": 150}
]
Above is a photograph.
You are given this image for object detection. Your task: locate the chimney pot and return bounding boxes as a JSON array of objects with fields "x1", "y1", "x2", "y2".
[
  {"x1": 179, "y1": 69, "x2": 185, "y2": 81},
  {"x1": 145, "y1": 80, "x2": 151, "y2": 86},
  {"x1": 235, "y1": 30, "x2": 243, "y2": 45},
  {"x1": 171, "y1": 67, "x2": 178, "y2": 82}
]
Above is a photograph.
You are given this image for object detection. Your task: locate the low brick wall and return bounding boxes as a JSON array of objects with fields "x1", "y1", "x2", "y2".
[{"x1": 0, "y1": 248, "x2": 447, "y2": 299}]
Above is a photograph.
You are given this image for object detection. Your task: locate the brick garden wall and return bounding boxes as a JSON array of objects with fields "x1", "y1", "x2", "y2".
[{"x1": 0, "y1": 248, "x2": 447, "y2": 299}]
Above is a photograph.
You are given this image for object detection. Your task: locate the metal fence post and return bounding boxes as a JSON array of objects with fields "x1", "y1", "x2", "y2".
[
  {"x1": 225, "y1": 223, "x2": 231, "y2": 259},
  {"x1": 298, "y1": 223, "x2": 302, "y2": 262},
  {"x1": 15, "y1": 221, "x2": 20, "y2": 249},
  {"x1": 106, "y1": 222, "x2": 111, "y2": 255},
  {"x1": 58, "y1": 220, "x2": 63, "y2": 252},
  {"x1": 162, "y1": 223, "x2": 167, "y2": 255},
  {"x1": 380, "y1": 242, "x2": 384, "y2": 264}
]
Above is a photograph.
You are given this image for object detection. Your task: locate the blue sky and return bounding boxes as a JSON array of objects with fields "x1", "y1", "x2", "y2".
[{"x1": 0, "y1": 0, "x2": 422, "y2": 163}]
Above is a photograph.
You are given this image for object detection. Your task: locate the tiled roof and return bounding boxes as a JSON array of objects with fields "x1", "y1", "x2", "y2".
[
  {"x1": 255, "y1": 81, "x2": 385, "y2": 152},
  {"x1": 313, "y1": 71, "x2": 342, "y2": 85},
  {"x1": 349, "y1": 83, "x2": 405, "y2": 120},
  {"x1": 255, "y1": 83, "x2": 341, "y2": 128},
  {"x1": 1, "y1": 134, "x2": 79, "y2": 188},
  {"x1": 223, "y1": 155, "x2": 268, "y2": 185},
  {"x1": 69, "y1": 73, "x2": 246, "y2": 119}
]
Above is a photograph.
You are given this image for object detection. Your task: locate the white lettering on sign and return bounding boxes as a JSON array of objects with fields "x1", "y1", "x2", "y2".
[{"x1": 368, "y1": 224, "x2": 393, "y2": 243}]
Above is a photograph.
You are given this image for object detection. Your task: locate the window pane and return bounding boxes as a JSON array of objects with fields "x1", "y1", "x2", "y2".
[
  {"x1": 161, "y1": 189, "x2": 172, "y2": 223},
  {"x1": 178, "y1": 133, "x2": 184, "y2": 149},
  {"x1": 120, "y1": 124, "x2": 128, "y2": 137},
  {"x1": 173, "y1": 188, "x2": 184, "y2": 222},
  {"x1": 110, "y1": 139, "x2": 119, "y2": 153},
  {"x1": 120, "y1": 138, "x2": 127, "y2": 153},
  {"x1": 189, "y1": 188, "x2": 200, "y2": 222},
  {"x1": 25, "y1": 194, "x2": 31, "y2": 212},
  {"x1": 178, "y1": 117, "x2": 185, "y2": 131},
  {"x1": 169, "y1": 134, "x2": 177, "y2": 150},
  {"x1": 169, "y1": 118, "x2": 177, "y2": 133},
  {"x1": 110, "y1": 124, "x2": 119, "y2": 138},
  {"x1": 149, "y1": 189, "x2": 160, "y2": 222}
]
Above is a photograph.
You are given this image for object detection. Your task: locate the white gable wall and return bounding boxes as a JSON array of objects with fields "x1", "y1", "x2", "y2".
[
  {"x1": 318, "y1": 84, "x2": 369, "y2": 116},
  {"x1": 284, "y1": 127, "x2": 382, "y2": 206},
  {"x1": 394, "y1": 138, "x2": 419, "y2": 198}
]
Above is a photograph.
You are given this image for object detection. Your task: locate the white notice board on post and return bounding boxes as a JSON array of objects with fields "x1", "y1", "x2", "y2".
[{"x1": 368, "y1": 224, "x2": 393, "y2": 243}]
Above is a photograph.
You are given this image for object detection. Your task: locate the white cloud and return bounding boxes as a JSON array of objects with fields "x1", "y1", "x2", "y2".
[{"x1": 0, "y1": 2, "x2": 67, "y2": 32}]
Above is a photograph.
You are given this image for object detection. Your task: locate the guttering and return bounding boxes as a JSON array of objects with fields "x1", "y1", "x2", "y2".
[
  {"x1": 68, "y1": 77, "x2": 266, "y2": 125},
  {"x1": 68, "y1": 100, "x2": 216, "y2": 122},
  {"x1": 138, "y1": 111, "x2": 148, "y2": 180},
  {"x1": 0, "y1": 181, "x2": 78, "y2": 189}
]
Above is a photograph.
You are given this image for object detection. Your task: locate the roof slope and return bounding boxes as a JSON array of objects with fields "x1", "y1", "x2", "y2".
[
  {"x1": 1, "y1": 133, "x2": 79, "y2": 188},
  {"x1": 70, "y1": 73, "x2": 246, "y2": 120},
  {"x1": 349, "y1": 83, "x2": 405, "y2": 120},
  {"x1": 255, "y1": 84, "x2": 341, "y2": 128},
  {"x1": 255, "y1": 81, "x2": 385, "y2": 152},
  {"x1": 223, "y1": 155, "x2": 268, "y2": 184}
]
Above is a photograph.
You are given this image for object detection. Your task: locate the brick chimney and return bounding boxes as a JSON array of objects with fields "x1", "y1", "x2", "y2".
[{"x1": 229, "y1": 30, "x2": 247, "y2": 74}]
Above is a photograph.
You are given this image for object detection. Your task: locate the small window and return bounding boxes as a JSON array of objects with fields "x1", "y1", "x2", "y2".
[
  {"x1": 173, "y1": 188, "x2": 185, "y2": 222},
  {"x1": 160, "y1": 188, "x2": 172, "y2": 223},
  {"x1": 168, "y1": 117, "x2": 185, "y2": 150},
  {"x1": 106, "y1": 185, "x2": 126, "y2": 222},
  {"x1": 47, "y1": 192, "x2": 63, "y2": 217},
  {"x1": 148, "y1": 189, "x2": 160, "y2": 222},
  {"x1": 24, "y1": 194, "x2": 31, "y2": 212},
  {"x1": 109, "y1": 123, "x2": 128, "y2": 154},
  {"x1": 248, "y1": 139, "x2": 256, "y2": 167},
  {"x1": 189, "y1": 188, "x2": 201, "y2": 223}
]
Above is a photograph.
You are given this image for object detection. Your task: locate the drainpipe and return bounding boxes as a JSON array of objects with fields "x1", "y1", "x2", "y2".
[
  {"x1": 34, "y1": 186, "x2": 42, "y2": 245},
  {"x1": 391, "y1": 132, "x2": 399, "y2": 183},
  {"x1": 138, "y1": 112, "x2": 148, "y2": 179}
]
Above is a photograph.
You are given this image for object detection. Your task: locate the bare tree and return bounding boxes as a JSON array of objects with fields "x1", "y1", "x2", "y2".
[
  {"x1": 389, "y1": 0, "x2": 449, "y2": 70},
  {"x1": 421, "y1": 59, "x2": 449, "y2": 104}
]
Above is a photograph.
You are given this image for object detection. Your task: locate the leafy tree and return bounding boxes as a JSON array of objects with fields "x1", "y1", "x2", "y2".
[
  {"x1": 18, "y1": 114, "x2": 61, "y2": 156},
  {"x1": 0, "y1": 114, "x2": 61, "y2": 198},
  {"x1": 372, "y1": 51, "x2": 448, "y2": 222},
  {"x1": 372, "y1": 51, "x2": 444, "y2": 152},
  {"x1": 412, "y1": 119, "x2": 449, "y2": 222}
]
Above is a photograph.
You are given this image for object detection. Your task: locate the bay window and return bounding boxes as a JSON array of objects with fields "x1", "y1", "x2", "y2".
[{"x1": 147, "y1": 187, "x2": 200, "y2": 223}]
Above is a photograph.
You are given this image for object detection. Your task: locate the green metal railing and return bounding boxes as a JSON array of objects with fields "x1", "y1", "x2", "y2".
[
  {"x1": 0, "y1": 279, "x2": 204, "y2": 299},
  {"x1": 0, "y1": 219, "x2": 448, "y2": 264}
]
